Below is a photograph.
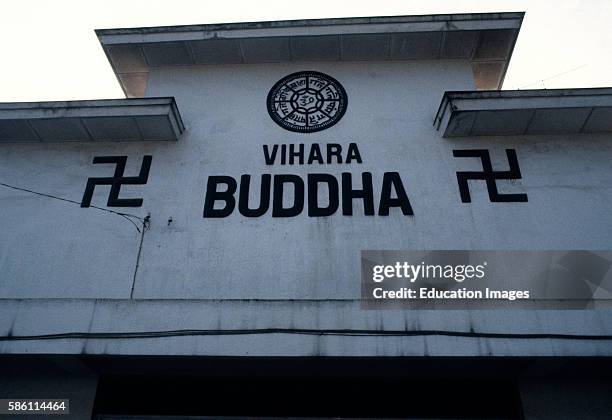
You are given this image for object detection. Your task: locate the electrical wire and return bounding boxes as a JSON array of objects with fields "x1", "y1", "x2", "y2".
[
  {"x1": 1, "y1": 328, "x2": 612, "y2": 341},
  {"x1": 517, "y1": 64, "x2": 589, "y2": 89},
  {"x1": 0, "y1": 181, "x2": 144, "y2": 232},
  {"x1": 130, "y1": 214, "x2": 151, "y2": 299}
]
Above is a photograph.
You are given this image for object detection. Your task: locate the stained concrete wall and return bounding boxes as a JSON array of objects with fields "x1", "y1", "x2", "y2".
[{"x1": 1, "y1": 60, "x2": 612, "y2": 356}]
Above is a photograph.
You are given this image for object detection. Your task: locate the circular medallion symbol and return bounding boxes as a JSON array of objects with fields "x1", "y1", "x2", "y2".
[{"x1": 267, "y1": 71, "x2": 348, "y2": 133}]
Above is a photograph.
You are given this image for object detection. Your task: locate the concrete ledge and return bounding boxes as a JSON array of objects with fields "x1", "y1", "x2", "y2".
[
  {"x1": 0, "y1": 97, "x2": 184, "y2": 142},
  {"x1": 434, "y1": 88, "x2": 612, "y2": 137},
  {"x1": 1, "y1": 299, "x2": 612, "y2": 356},
  {"x1": 95, "y1": 12, "x2": 524, "y2": 96}
]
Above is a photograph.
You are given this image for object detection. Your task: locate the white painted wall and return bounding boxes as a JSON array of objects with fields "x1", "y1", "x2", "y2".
[{"x1": 1, "y1": 60, "x2": 611, "y2": 356}]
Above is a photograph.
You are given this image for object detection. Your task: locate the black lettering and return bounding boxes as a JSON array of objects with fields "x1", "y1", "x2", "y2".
[
  {"x1": 203, "y1": 176, "x2": 237, "y2": 218},
  {"x1": 378, "y1": 172, "x2": 413, "y2": 215},
  {"x1": 263, "y1": 145, "x2": 278, "y2": 165},
  {"x1": 238, "y1": 174, "x2": 271, "y2": 217},
  {"x1": 272, "y1": 175, "x2": 304, "y2": 217},
  {"x1": 307, "y1": 144, "x2": 324, "y2": 164},
  {"x1": 289, "y1": 143, "x2": 305, "y2": 165},
  {"x1": 342, "y1": 172, "x2": 374, "y2": 215},
  {"x1": 346, "y1": 143, "x2": 362, "y2": 164},
  {"x1": 327, "y1": 144, "x2": 342, "y2": 164},
  {"x1": 308, "y1": 174, "x2": 339, "y2": 217}
]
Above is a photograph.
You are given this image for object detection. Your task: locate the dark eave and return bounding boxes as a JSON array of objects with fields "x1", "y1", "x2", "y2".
[
  {"x1": 434, "y1": 88, "x2": 612, "y2": 137},
  {"x1": 95, "y1": 12, "x2": 524, "y2": 97},
  {"x1": 0, "y1": 97, "x2": 184, "y2": 142}
]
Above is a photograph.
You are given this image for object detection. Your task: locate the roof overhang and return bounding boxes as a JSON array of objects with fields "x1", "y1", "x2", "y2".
[
  {"x1": 435, "y1": 88, "x2": 612, "y2": 137},
  {"x1": 95, "y1": 12, "x2": 524, "y2": 97},
  {"x1": 0, "y1": 98, "x2": 184, "y2": 142}
]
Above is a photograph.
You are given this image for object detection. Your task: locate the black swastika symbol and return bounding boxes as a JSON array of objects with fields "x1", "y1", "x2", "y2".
[
  {"x1": 453, "y1": 149, "x2": 528, "y2": 203},
  {"x1": 81, "y1": 155, "x2": 152, "y2": 208}
]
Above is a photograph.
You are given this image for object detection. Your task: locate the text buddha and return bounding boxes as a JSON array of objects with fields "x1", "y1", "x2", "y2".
[{"x1": 203, "y1": 143, "x2": 414, "y2": 218}]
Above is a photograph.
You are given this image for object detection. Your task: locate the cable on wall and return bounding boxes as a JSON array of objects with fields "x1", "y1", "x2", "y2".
[
  {"x1": 0, "y1": 181, "x2": 145, "y2": 232},
  {"x1": 1, "y1": 328, "x2": 612, "y2": 341}
]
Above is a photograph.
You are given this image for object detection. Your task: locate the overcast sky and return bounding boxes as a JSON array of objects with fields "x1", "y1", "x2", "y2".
[{"x1": 0, "y1": 0, "x2": 610, "y2": 102}]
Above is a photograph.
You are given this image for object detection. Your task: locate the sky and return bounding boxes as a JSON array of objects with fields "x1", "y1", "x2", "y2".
[{"x1": 0, "y1": 0, "x2": 610, "y2": 102}]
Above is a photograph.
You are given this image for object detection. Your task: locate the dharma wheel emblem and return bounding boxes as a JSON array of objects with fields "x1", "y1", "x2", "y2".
[{"x1": 267, "y1": 71, "x2": 348, "y2": 133}]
